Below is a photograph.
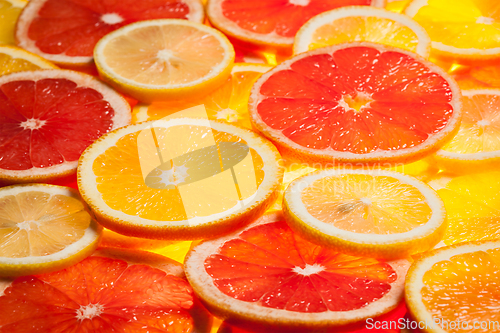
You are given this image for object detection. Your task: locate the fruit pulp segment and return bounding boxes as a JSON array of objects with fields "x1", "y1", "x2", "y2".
[
  {"x1": 221, "y1": 0, "x2": 373, "y2": 38},
  {"x1": 441, "y1": 93, "x2": 500, "y2": 153},
  {"x1": 0, "y1": 78, "x2": 115, "y2": 170},
  {"x1": 0, "y1": 191, "x2": 90, "y2": 258},
  {"x1": 205, "y1": 221, "x2": 396, "y2": 312},
  {"x1": 0, "y1": 53, "x2": 42, "y2": 75},
  {"x1": 411, "y1": 0, "x2": 500, "y2": 49},
  {"x1": 310, "y1": 17, "x2": 420, "y2": 54},
  {"x1": 93, "y1": 127, "x2": 264, "y2": 220},
  {"x1": 257, "y1": 47, "x2": 453, "y2": 152},
  {"x1": 421, "y1": 248, "x2": 500, "y2": 331},
  {"x1": 0, "y1": 256, "x2": 194, "y2": 332},
  {"x1": 28, "y1": 0, "x2": 191, "y2": 57},
  {"x1": 102, "y1": 25, "x2": 225, "y2": 85},
  {"x1": 0, "y1": 0, "x2": 24, "y2": 45},
  {"x1": 301, "y1": 174, "x2": 432, "y2": 234}
]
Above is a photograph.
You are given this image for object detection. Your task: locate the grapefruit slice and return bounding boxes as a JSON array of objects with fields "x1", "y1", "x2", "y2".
[
  {"x1": 206, "y1": 0, "x2": 385, "y2": 52},
  {"x1": 15, "y1": 0, "x2": 204, "y2": 67},
  {"x1": 184, "y1": 213, "x2": 410, "y2": 331},
  {"x1": 0, "y1": 69, "x2": 131, "y2": 184},
  {"x1": 0, "y1": 184, "x2": 101, "y2": 277},
  {"x1": 249, "y1": 42, "x2": 462, "y2": 166},
  {"x1": 0, "y1": 247, "x2": 212, "y2": 332}
]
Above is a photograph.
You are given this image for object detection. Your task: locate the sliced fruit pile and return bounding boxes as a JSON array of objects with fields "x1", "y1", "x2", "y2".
[{"x1": 1, "y1": 0, "x2": 500, "y2": 332}]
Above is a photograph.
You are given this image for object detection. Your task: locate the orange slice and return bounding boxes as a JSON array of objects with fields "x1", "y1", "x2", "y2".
[
  {"x1": 293, "y1": 6, "x2": 431, "y2": 57},
  {"x1": 0, "y1": 0, "x2": 26, "y2": 45},
  {"x1": 249, "y1": 42, "x2": 462, "y2": 166},
  {"x1": 206, "y1": 0, "x2": 385, "y2": 52},
  {"x1": 132, "y1": 63, "x2": 272, "y2": 129},
  {"x1": 434, "y1": 89, "x2": 500, "y2": 174},
  {"x1": 283, "y1": 169, "x2": 446, "y2": 260},
  {"x1": 0, "y1": 45, "x2": 57, "y2": 76},
  {"x1": 15, "y1": 0, "x2": 204, "y2": 67},
  {"x1": 405, "y1": 0, "x2": 500, "y2": 63},
  {"x1": 0, "y1": 184, "x2": 101, "y2": 277},
  {"x1": 184, "y1": 213, "x2": 410, "y2": 331},
  {"x1": 77, "y1": 117, "x2": 283, "y2": 240},
  {"x1": 94, "y1": 19, "x2": 235, "y2": 103},
  {"x1": 0, "y1": 69, "x2": 131, "y2": 184},
  {"x1": 405, "y1": 240, "x2": 500, "y2": 333},
  {"x1": 0, "y1": 247, "x2": 212, "y2": 332}
]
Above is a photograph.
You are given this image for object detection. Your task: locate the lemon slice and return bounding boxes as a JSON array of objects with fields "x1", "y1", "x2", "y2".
[
  {"x1": 94, "y1": 19, "x2": 235, "y2": 103},
  {"x1": 0, "y1": 184, "x2": 102, "y2": 277}
]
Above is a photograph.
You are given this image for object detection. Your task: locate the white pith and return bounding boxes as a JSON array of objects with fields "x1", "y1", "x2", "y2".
[
  {"x1": 100, "y1": 13, "x2": 124, "y2": 25},
  {"x1": 185, "y1": 213, "x2": 410, "y2": 326},
  {"x1": 0, "y1": 69, "x2": 131, "y2": 181},
  {"x1": 76, "y1": 303, "x2": 104, "y2": 320},
  {"x1": 406, "y1": 240, "x2": 500, "y2": 333},
  {"x1": 78, "y1": 119, "x2": 282, "y2": 228},
  {"x1": 293, "y1": 6, "x2": 431, "y2": 57},
  {"x1": 284, "y1": 169, "x2": 445, "y2": 244},
  {"x1": 0, "y1": 184, "x2": 101, "y2": 267},
  {"x1": 94, "y1": 19, "x2": 234, "y2": 90}
]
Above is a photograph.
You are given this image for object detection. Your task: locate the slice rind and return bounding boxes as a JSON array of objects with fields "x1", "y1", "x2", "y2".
[
  {"x1": 0, "y1": 184, "x2": 102, "y2": 277},
  {"x1": 283, "y1": 168, "x2": 447, "y2": 260},
  {"x1": 185, "y1": 212, "x2": 409, "y2": 331}
]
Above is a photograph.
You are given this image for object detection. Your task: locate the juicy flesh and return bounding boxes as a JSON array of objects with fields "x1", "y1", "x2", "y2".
[
  {"x1": 309, "y1": 16, "x2": 421, "y2": 54},
  {"x1": 441, "y1": 93, "x2": 500, "y2": 154},
  {"x1": 144, "y1": 70, "x2": 264, "y2": 129},
  {"x1": 411, "y1": 0, "x2": 500, "y2": 50},
  {"x1": 0, "y1": 0, "x2": 23, "y2": 45},
  {"x1": 302, "y1": 174, "x2": 432, "y2": 234},
  {"x1": 93, "y1": 127, "x2": 265, "y2": 220},
  {"x1": 422, "y1": 248, "x2": 500, "y2": 333},
  {"x1": 0, "y1": 53, "x2": 42, "y2": 76},
  {"x1": 0, "y1": 78, "x2": 115, "y2": 170},
  {"x1": 0, "y1": 191, "x2": 90, "y2": 258},
  {"x1": 102, "y1": 25, "x2": 225, "y2": 86},
  {"x1": 257, "y1": 46, "x2": 453, "y2": 153},
  {"x1": 27, "y1": 0, "x2": 191, "y2": 57},
  {"x1": 0, "y1": 256, "x2": 195, "y2": 332},
  {"x1": 205, "y1": 220, "x2": 396, "y2": 312},
  {"x1": 221, "y1": 0, "x2": 373, "y2": 38},
  {"x1": 438, "y1": 172, "x2": 500, "y2": 245}
]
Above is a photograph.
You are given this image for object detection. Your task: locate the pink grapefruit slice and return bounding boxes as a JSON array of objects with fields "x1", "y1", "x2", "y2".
[
  {"x1": 0, "y1": 69, "x2": 131, "y2": 184},
  {"x1": 249, "y1": 42, "x2": 462, "y2": 166}
]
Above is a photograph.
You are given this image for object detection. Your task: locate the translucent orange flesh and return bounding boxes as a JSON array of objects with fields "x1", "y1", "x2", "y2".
[
  {"x1": 0, "y1": 53, "x2": 41, "y2": 75},
  {"x1": 301, "y1": 174, "x2": 432, "y2": 234},
  {"x1": 0, "y1": 0, "x2": 24, "y2": 45},
  {"x1": 205, "y1": 220, "x2": 396, "y2": 312},
  {"x1": 102, "y1": 25, "x2": 225, "y2": 85},
  {"x1": 441, "y1": 93, "x2": 500, "y2": 154},
  {"x1": 0, "y1": 191, "x2": 90, "y2": 258},
  {"x1": 0, "y1": 256, "x2": 195, "y2": 332},
  {"x1": 422, "y1": 248, "x2": 500, "y2": 333},
  {"x1": 309, "y1": 16, "x2": 421, "y2": 54},
  {"x1": 93, "y1": 126, "x2": 265, "y2": 220}
]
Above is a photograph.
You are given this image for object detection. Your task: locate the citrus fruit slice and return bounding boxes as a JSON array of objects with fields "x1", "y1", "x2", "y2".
[
  {"x1": 293, "y1": 6, "x2": 431, "y2": 57},
  {"x1": 0, "y1": 69, "x2": 131, "y2": 184},
  {"x1": 78, "y1": 118, "x2": 283, "y2": 240},
  {"x1": 405, "y1": 240, "x2": 500, "y2": 333},
  {"x1": 405, "y1": 0, "x2": 500, "y2": 63},
  {"x1": 0, "y1": 247, "x2": 212, "y2": 333},
  {"x1": 249, "y1": 42, "x2": 462, "y2": 166},
  {"x1": 132, "y1": 63, "x2": 272, "y2": 128},
  {"x1": 206, "y1": 0, "x2": 385, "y2": 52},
  {"x1": 434, "y1": 89, "x2": 500, "y2": 174},
  {"x1": 184, "y1": 212, "x2": 410, "y2": 331},
  {"x1": 0, "y1": 184, "x2": 102, "y2": 277},
  {"x1": 283, "y1": 169, "x2": 447, "y2": 260},
  {"x1": 0, "y1": 0, "x2": 26, "y2": 45},
  {"x1": 100, "y1": 228, "x2": 175, "y2": 251},
  {"x1": 431, "y1": 171, "x2": 500, "y2": 246},
  {"x1": 0, "y1": 44, "x2": 57, "y2": 76},
  {"x1": 94, "y1": 19, "x2": 235, "y2": 103},
  {"x1": 15, "y1": 0, "x2": 204, "y2": 67}
]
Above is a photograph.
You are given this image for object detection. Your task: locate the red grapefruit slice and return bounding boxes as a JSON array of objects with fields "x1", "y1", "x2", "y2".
[
  {"x1": 184, "y1": 213, "x2": 410, "y2": 331},
  {"x1": 249, "y1": 42, "x2": 462, "y2": 166},
  {"x1": 0, "y1": 69, "x2": 131, "y2": 184},
  {"x1": 0, "y1": 247, "x2": 211, "y2": 333},
  {"x1": 15, "y1": 0, "x2": 204, "y2": 67}
]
